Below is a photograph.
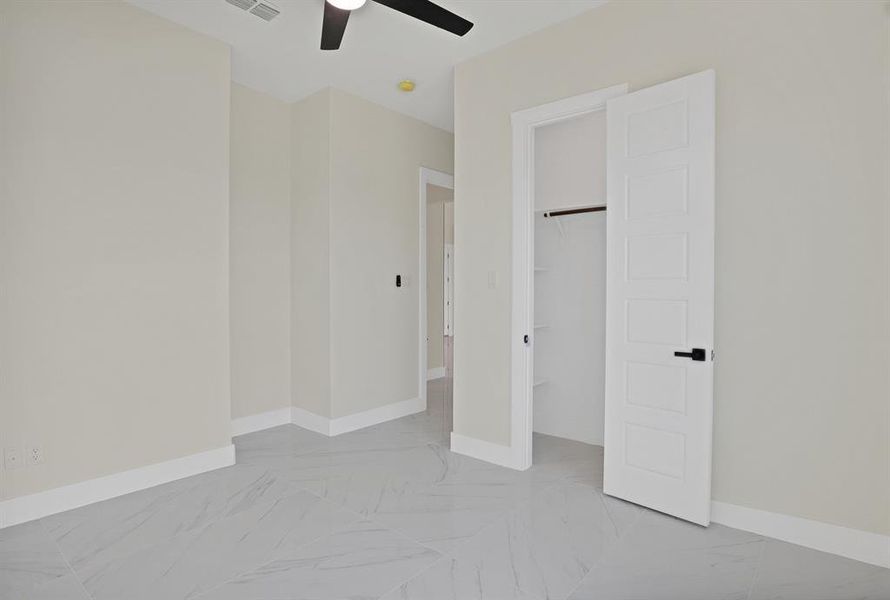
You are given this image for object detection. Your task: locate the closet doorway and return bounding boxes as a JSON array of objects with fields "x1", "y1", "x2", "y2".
[{"x1": 510, "y1": 71, "x2": 717, "y2": 526}]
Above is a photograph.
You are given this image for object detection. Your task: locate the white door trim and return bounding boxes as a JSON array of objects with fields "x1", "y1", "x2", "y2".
[
  {"x1": 419, "y1": 167, "x2": 454, "y2": 409},
  {"x1": 444, "y1": 242, "x2": 454, "y2": 337},
  {"x1": 509, "y1": 84, "x2": 628, "y2": 470}
]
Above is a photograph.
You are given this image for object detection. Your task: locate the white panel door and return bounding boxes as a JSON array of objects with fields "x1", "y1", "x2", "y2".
[{"x1": 604, "y1": 70, "x2": 715, "y2": 525}]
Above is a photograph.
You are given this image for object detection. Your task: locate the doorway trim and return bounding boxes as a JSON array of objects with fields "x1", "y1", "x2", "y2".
[
  {"x1": 419, "y1": 167, "x2": 454, "y2": 409},
  {"x1": 509, "y1": 84, "x2": 627, "y2": 470}
]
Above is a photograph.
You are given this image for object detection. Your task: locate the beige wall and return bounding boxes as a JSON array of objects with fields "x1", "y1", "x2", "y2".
[
  {"x1": 291, "y1": 90, "x2": 333, "y2": 418},
  {"x1": 328, "y1": 89, "x2": 453, "y2": 418},
  {"x1": 0, "y1": 1, "x2": 232, "y2": 500},
  {"x1": 230, "y1": 83, "x2": 291, "y2": 419},
  {"x1": 454, "y1": 0, "x2": 890, "y2": 536},
  {"x1": 427, "y1": 185, "x2": 454, "y2": 372},
  {"x1": 289, "y1": 89, "x2": 453, "y2": 419}
]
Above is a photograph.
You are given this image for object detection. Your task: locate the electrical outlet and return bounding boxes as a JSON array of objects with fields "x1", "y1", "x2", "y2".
[
  {"x1": 27, "y1": 445, "x2": 44, "y2": 466},
  {"x1": 4, "y1": 447, "x2": 21, "y2": 470}
]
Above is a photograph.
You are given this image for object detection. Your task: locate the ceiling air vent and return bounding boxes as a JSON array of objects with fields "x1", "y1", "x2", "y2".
[
  {"x1": 225, "y1": 0, "x2": 257, "y2": 11},
  {"x1": 249, "y1": 2, "x2": 280, "y2": 21}
]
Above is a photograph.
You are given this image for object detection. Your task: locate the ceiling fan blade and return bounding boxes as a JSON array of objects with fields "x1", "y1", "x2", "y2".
[
  {"x1": 321, "y1": 1, "x2": 351, "y2": 50},
  {"x1": 372, "y1": 0, "x2": 473, "y2": 37}
]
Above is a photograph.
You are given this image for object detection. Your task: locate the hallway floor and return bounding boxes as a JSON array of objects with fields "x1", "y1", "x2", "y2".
[{"x1": 3, "y1": 378, "x2": 889, "y2": 600}]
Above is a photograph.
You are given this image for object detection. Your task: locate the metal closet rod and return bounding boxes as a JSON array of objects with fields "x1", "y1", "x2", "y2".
[{"x1": 542, "y1": 206, "x2": 606, "y2": 218}]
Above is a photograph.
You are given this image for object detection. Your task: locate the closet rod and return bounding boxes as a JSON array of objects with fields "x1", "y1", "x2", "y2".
[{"x1": 543, "y1": 206, "x2": 606, "y2": 218}]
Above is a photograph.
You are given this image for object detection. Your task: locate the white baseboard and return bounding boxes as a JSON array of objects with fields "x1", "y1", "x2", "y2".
[
  {"x1": 426, "y1": 367, "x2": 447, "y2": 380},
  {"x1": 0, "y1": 444, "x2": 235, "y2": 530},
  {"x1": 290, "y1": 406, "x2": 335, "y2": 436},
  {"x1": 329, "y1": 397, "x2": 426, "y2": 435},
  {"x1": 450, "y1": 432, "x2": 521, "y2": 470},
  {"x1": 231, "y1": 407, "x2": 292, "y2": 436},
  {"x1": 711, "y1": 501, "x2": 890, "y2": 569},
  {"x1": 287, "y1": 397, "x2": 427, "y2": 437}
]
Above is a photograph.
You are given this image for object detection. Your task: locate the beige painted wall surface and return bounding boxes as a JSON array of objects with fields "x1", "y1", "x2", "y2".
[
  {"x1": 454, "y1": 0, "x2": 890, "y2": 535},
  {"x1": 290, "y1": 90, "x2": 333, "y2": 418},
  {"x1": 0, "y1": 1, "x2": 232, "y2": 500},
  {"x1": 230, "y1": 83, "x2": 291, "y2": 419},
  {"x1": 328, "y1": 89, "x2": 453, "y2": 418},
  {"x1": 427, "y1": 185, "x2": 454, "y2": 371}
]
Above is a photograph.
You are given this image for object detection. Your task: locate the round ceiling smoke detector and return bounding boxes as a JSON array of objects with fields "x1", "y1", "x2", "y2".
[
  {"x1": 398, "y1": 80, "x2": 416, "y2": 92},
  {"x1": 328, "y1": 0, "x2": 366, "y2": 10}
]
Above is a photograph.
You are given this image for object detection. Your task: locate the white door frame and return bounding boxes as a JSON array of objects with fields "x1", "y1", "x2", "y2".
[
  {"x1": 444, "y1": 242, "x2": 454, "y2": 337},
  {"x1": 419, "y1": 167, "x2": 454, "y2": 406},
  {"x1": 509, "y1": 84, "x2": 627, "y2": 470}
]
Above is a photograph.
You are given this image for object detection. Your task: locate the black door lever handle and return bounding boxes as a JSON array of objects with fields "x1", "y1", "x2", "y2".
[{"x1": 674, "y1": 348, "x2": 706, "y2": 361}]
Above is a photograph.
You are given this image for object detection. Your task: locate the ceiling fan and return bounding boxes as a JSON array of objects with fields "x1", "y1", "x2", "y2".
[{"x1": 321, "y1": 0, "x2": 473, "y2": 50}]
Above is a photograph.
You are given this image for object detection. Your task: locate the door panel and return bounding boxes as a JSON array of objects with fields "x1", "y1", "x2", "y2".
[{"x1": 604, "y1": 70, "x2": 715, "y2": 526}]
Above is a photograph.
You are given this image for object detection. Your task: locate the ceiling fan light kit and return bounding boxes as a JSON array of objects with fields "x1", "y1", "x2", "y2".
[
  {"x1": 320, "y1": 0, "x2": 474, "y2": 51},
  {"x1": 328, "y1": 0, "x2": 366, "y2": 10}
]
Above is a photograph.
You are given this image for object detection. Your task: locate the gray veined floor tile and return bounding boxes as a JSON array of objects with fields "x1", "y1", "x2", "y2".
[
  {"x1": 365, "y1": 483, "x2": 515, "y2": 554},
  {"x1": 323, "y1": 415, "x2": 447, "y2": 453},
  {"x1": 529, "y1": 435, "x2": 604, "y2": 490},
  {"x1": 371, "y1": 407, "x2": 449, "y2": 436},
  {"x1": 194, "y1": 520, "x2": 441, "y2": 600},
  {"x1": 0, "y1": 520, "x2": 72, "y2": 598},
  {"x1": 748, "y1": 539, "x2": 890, "y2": 600},
  {"x1": 442, "y1": 482, "x2": 643, "y2": 600},
  {"x1": 568, "y1": 541, "x2": 762, "y2": 600},
  {"x1": 42, "y1": 463, "x2": 300, "y2": 573},
  {"x1": 306, "y1": 443, "x2": 544, "y2": 521},
  {"x1": 605, "y1": 507, "x2": 765, "y2": 555},
  {"x1": 354, "y1": 445, "x2": 572, "y2": 553},
  {"x1": 76, "y1": 488, "x2": 361, "y2": 600},
  {"x1": 379, "y1": 555, "x2": 544, "y2": 600},
  {"x1": 235, "y1": 425, "x2": 334, "y2": 468},
  {"x1": 264, "y1": 438, "x2": 442, "y2": 490},
  {"x1": 351, "y1": 446, "x2": 552, "y2": 552},
  {"x1": 567, "y1": 507, "x2": 765, "y2": 600},
  {"x1": 28, "y1": 573, "x2": 92, "y2": 600},
  {"x1": 532, "y1": 434, "x2": 601, "y2": 466}
]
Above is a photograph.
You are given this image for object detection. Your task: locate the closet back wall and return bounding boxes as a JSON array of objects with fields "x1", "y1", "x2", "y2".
[{"x1": 533, "y1": 213, "x2": 606, "y2": 445}]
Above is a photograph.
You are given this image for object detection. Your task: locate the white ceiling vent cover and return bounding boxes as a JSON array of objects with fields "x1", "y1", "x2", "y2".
[
  {"x1": 250, "y1": 2, "x2": 280, "y2": 21},
  {"x1": 225, "y1": 0, "x2": 257, "y2": 11}
]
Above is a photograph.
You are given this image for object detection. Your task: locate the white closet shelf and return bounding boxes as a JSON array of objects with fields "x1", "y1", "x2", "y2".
[
  {"x1": 534, "y1": 323, "x2": 549, "y2": 329},
  {"x1": 534, "y1": 267, "x2": 549, "y2": 272},
  {"x1": 533, "y1": 378, "x2": 549, "y2": 387}
]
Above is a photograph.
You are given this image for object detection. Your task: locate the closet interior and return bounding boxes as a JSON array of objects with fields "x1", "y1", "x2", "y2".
[{"x1": 532, "y1": 108, "x2": 608, "y2": 450}]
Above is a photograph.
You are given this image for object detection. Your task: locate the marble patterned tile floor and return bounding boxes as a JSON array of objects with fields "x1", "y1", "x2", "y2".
[{"x1": 3, "y1": 378, "x2": 889, "y2": 600}]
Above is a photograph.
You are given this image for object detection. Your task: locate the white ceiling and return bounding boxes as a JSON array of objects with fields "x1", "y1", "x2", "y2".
[{"x1": 126, "y1": 0, "x2": 605, "y2": 131}]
